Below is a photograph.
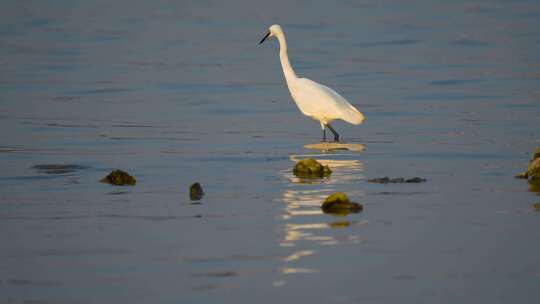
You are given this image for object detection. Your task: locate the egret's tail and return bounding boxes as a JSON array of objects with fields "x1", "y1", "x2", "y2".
[{"x1": 342, "y1": 104, "x2": 365, "y2": 125}]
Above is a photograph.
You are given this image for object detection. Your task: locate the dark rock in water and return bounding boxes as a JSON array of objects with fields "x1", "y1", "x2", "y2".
[
  {"x1": 293, "y1": 158, "x2": 332, "y2": 178},
  {"x1": 321, "y1": 192, "x2": 363, "y2": 215},
  {"x1": 533, "y1": 203, "x2": 540, "y2": 212},
  {"x1": 33, "y1": 164, "x2": 88, "y2": 174},
  {"x1": 100, "y1": 169, "x2": 136, "y2": 186},
  {"x1": 368, "y1": 177, "x2": 393, "y2": 184},
  {"x1": 190, "y1": 182, "x2": 204, "y2": 200},
  {"x1": 367, "y1": 176, "x2": 426, "y2": 184},
  {"x1": 405, "y1": 177, "x2": 426, "y2": 183}
]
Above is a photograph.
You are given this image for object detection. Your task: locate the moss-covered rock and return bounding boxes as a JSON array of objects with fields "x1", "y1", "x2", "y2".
[
  {"x1": 321, "y1": 192, "x2": 363, "y2": 215},
  {"x1": 516, "y1": 146, "x2": 540, "y2": 181},
  {"x1": 293, "y1": 158, "x2": 332, "y2": 178},
  {"x1": 517, "y1": 147, "x2": 540, "y2": 195},
  {"x1": 190, "y1": 182, "x2": 204, "y2": 200},
  {"x1": 528, "y1": 158, "x2": 540, "y2": 180},
  {"x1": 100, "y1": 169, "x2": 136, "y2": 186},
  {"x1": 534, "y1": 147, "x2": 540, "y2": 161}
]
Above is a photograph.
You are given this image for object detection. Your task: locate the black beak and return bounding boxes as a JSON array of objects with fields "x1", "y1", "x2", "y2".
[{"x1": 259, "y1": 31, "x2": 270, "y2": 45}]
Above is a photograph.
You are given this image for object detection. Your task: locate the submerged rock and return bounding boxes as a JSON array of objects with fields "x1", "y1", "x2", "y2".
[
  {"x1": 190, "y1": 182, "x2": 204, "y2": 200},
  {"x1": 321, "y1": 192, "x2": 363, "y2": 215},
  {"x1": 293, "y1": 158, "x2": 332, "y2": 178},
  {"x1": 33, "y1": 164, "x2": 88, "y2": 174},
  {"x1": 100, "y1": 169, "x2": 136, "y2": 186},
  {"x1": 367, "y1": 176, "x2": 426, "y2": 184}
]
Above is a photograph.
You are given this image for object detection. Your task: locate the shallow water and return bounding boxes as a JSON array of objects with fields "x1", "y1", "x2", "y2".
[{"x1": 1, "y1": 0, "x2": 540, "y2": 303}]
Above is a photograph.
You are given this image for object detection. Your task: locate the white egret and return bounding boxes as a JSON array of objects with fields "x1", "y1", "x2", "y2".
[{"x1": 260, "y1": 24, "x2": 365, "y2": 142}]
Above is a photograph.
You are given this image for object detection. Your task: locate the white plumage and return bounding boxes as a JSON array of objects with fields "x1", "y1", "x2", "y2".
[{"x1": 260, "y1": 24, "x2": 364, "y2": 142}]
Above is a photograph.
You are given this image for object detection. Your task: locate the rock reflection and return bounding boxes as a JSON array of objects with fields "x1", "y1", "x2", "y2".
[
  {"x1": 328, "y1": 221, "x2": 351, "y2": 228},
  {"x1": 529, "y1": 180, "x2": 540, "y2": 195},
  {"x1": 275, "y1": 152, "x2": 366, "y2": 286}
]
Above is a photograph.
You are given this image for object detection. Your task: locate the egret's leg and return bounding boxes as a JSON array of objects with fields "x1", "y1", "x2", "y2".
[
  {"x1": 320, "y1": 122, "x2": 327, "y2": 142},
  {"x1": 326, "y1": 123, "x2": 340, "y2": 142}
]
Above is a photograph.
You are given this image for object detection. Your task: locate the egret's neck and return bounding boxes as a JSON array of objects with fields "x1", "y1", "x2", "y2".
[{"x1": 276, "y1": 32, "x2": 297, "y2": 83}]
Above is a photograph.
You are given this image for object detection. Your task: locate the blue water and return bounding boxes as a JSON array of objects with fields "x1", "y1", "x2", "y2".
[{"x1": 1, "y1": 0, "x2": 540, "y2": 303}]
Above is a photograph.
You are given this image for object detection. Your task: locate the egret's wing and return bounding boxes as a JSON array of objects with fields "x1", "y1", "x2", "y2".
[{"x1": 293, "y1": 78, "x2": 365, "y2": 125}]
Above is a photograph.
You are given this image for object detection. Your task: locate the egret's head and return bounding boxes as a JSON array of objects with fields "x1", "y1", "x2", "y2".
[{"x1": 259, "y1": 24, "x2": 282, "y2": 45}]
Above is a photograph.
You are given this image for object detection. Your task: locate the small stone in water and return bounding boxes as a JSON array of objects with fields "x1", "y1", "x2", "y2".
[
  {"x1": 190, "y1": 182, "x2": 204, "y2": 200},
  {"x1": 321, "y1": 192, "x2": 363, "y2": 215},
  {"x1": 293, "y1": 158, "x2": 332, "y2": 178},
  {"x1": 100, "y1": 169, "x2": 136, "y2": 186}
]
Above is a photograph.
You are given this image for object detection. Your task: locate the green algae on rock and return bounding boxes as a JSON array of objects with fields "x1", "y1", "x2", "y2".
[
  {"x1": 100, "y1": 169, "x2": 136, "y2": 186},
  {"x1": 321, "y1": 192, "x2": 363, "y2": 215},
  {"x1": 293, "y1": 158, "x2": 332, "y2": 178},
  {"x1": 190, "y1": 182, "x2": 204, "y2": 201}
]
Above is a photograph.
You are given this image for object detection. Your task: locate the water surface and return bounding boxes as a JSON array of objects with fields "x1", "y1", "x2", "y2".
[{"x1": 1, "y1": 0, "x2": 540, "y2": 303}]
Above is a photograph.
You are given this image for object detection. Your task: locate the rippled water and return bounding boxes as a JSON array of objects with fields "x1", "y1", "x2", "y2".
[{"x1": 1, "y1": 0, "x2": 540, "y2": 303}]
